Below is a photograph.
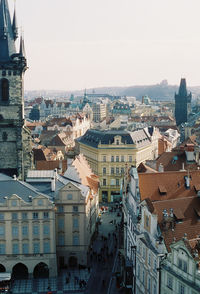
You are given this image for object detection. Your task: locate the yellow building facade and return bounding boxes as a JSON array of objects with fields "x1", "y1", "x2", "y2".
[{"x1": 77, "y1": 129, "x2": 158, "y2": 202}]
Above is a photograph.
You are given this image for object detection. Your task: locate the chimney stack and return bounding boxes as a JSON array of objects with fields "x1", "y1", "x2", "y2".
[{"x1": 51, "y1": 176, "x2": 56, "y2": 192}]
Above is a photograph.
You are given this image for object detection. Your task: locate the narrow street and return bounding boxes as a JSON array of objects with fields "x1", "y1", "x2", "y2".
[{"x1": 85, "y1": 204, "x2": 123, "y2": 294}]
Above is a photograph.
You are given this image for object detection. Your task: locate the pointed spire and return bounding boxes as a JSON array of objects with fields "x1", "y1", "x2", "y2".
[
  {"x1": 178, "y1": 78, "x2": 188, "y2": 97},
  {"x1": 19, "y1": 34, "x2": 26, "y2": 59},
  {"x1": 0, "y1": 0, "x2": 16, "y2": 62},
  {"x1": 12, "y1": 2, "x2": 18, "y2": 41}
]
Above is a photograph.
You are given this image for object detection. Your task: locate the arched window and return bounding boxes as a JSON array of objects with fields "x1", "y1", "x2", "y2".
[{"x1": 1, "y1": 79, "x2": 9, "y2": 101}]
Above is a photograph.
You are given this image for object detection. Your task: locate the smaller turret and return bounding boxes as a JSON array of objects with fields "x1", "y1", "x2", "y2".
[{"x1": 12, "y1": 6, "x2": 18, "y2": 41}]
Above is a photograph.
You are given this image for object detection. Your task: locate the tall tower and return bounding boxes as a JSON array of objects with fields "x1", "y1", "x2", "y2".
[
  {"x1": 175, "y1": 78, "x2": 192, "y2": 126},
  {"x1": 0, "y1": 0, "x2": 32, "y2": 179}
]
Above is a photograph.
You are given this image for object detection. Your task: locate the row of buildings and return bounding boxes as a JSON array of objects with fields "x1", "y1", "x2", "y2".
[
  {"x1": 0, "y1": 154, "x2": 99, "y2": 278},
  {"x1": 121, "y1": 140, "x2": 200, "y2": 293}
]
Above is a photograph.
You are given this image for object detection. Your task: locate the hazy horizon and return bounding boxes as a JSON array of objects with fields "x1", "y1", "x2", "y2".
[{"x1": 8, "y1": 0, "x2": 200, "y2": 91}]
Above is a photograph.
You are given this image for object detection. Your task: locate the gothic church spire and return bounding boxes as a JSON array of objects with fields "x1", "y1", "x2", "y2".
[
  {"x1": 0, "y1": 0, "x2": 17, "y2": 62},
  {"x1": 12, "y1": 3, "x2": 18, "y2": 41}
]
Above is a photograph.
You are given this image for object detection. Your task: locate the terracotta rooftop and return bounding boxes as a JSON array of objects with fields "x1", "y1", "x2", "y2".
[
  {"x1": 139, "y1": 170, "x2": 200, "y2": 202},
  {"x1": 137, "y1": 162, "x2": 157, "y2": 173},
  {"x1": 151, "y1": 196, "x2": 200, "y2": 251},
  {"x1": 36, "y1": 160, "x2": 67, "y2": 174},
  {"x1": 156, "y1": 151, "x2": 198, "y2": 172}
]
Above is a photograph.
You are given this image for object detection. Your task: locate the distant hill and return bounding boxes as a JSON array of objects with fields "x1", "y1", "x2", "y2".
[{"x1": 25, "y1": 83, "x2": 200, "y2": 101}]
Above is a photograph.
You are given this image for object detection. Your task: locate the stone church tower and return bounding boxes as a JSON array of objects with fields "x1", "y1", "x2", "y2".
[
  {"x1": 175, "y1": 78, "x2": 192, "y2": 126},
  {"x1": 0, "y1": 0, "x2": 32, "y2": 180}
]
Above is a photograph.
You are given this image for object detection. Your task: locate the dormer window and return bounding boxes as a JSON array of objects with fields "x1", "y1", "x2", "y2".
[{"x1": 158, "y1": 185, "x2": 167, "y2": 195}]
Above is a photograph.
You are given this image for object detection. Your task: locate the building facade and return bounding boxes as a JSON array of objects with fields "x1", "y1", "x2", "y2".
[
  {"x1": 77, "y1": 128, "x2": 160, "y2": 202},
  {"x1": 0, "y1": 0, "x2": 32, "y2": 179},
  {"x1": 0, "y1": 174, "x2": 57, "y2": 278},
  {"x1": 161, "y1": 239, "x2": 200, "y2": 294}
]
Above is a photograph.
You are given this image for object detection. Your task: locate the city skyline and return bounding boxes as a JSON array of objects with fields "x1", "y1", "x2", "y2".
[{"x1": 9, "y1": 0, "x2": 200, "y2": 91}]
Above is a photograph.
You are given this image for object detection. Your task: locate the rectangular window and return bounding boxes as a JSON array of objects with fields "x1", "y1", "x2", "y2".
[
  {"x1": 0, "y1": 244, "x2": 5, "y2": 254},
  {"x1": 148, "y1": 253, "x2": 151, "y2": 266},
  {"x1": 111, "y1": 167, "x2": 114, "y2": 174},
  {"x1": 73, "y1": 206, "x2": 78, "y2": 212},
  {"x1": 183, "y1": 261, "x2": 187, "y2": 272},
  {"x1": 142, "y1": 247, "x2": 146, "y2": 259},
  {"x1": 73, "y1": 218, "x2": 79, "y2": 229},
  {"x1": 179, "y1": 283, "x2": 185, "y2": 294},
  {"x1": 22, "y1": 243, "x2": 29, "y2": 254},
  {"x1": 67, "y1": 193, "x2": 73, "y2": 200},
  {"x1": 129, "y1": 156, "x2": 132, "y2": 163},
  {"x1": 103, "y1": 155, "x2": 106, "y2": 162},
  {"x1": 178, "y1": 258, "x2": 187, "y2": 272},
  {"x1": 148, "y1": 277, "x2": 151, "y2": 290},
  {"x1": 142, "y1": 270, "x2": 145, "y2": 283},
  {"x1": 116, "y1": 156, "x2": 119, "y2": 162},
  {"x1": 22, "y1": 226, "x2": 28, "y2": 236},
  {"x1": 58, "y1": 235, "x2": 64, "y2": 246},
  {"x1": 111, "y1": 156, "x2": 114, "y2": 162},
  {"x1": 44, "y1": 242, "x2": 50, "y2": 253},
  {"x1": 33, "y1": 225, "x2": 39, "y2": 235},
  {"x1": 0, "y1": 226, "x2": 5, "y2": 236},
  {"x1": 116, "y1": 179, "x2": 120, "y2": 186},
  {"x1": 58, "y1": 206, "x2": 64, "y2": 213},
  {"x1": 73, "y1": 235, "x2": 79, "y2": 246},
  {"x1": 33, "y1": 212, "x2": 38, "y2": 219},
  {"x1": 22, "y1": 212, "x2": 27, "y2": 220},
  {"x1": 12, "y1": 226, "x2": 18, "y2": 237},
  {"x1": 137, "y1": 264, "x2": 140, "y2": 278},
  {"x1": 43, "y1": 212, "x2": 49, "y2": 219},
  {"x1": 58, "y1": 219, "x2": 64, "y2": 230},
  {"x1": 116, "y1": 167, "x2": 119, "y2": 174},
  {"x1": 103, "y1": 167, "x2": 106, "y2": 175},
  {"x1": 146, "y1": 215, "x2": 149, "y2": 227},
  {"x1": 12, "y1": 243, "x2": 19, "y2": 254},
  {"x1": 43, "y1": 225, "x2": 50, "y2": 235},
  {"x1": 167, "y1": 275, "x2": 173, "y2": 290},
  {"x1": 121, "y1": 155, "x2": 124, "y2": 162},
  {"x1": 110, "y1": 179, "x2": 115, "y2": 186},
  {"x1": 121, "y1": 168, "x2": 124, "y2": 174},
  {"x1": 11, "y1": 200, "x2": 17, "y2": 207},
  {"x1": 33, "y1": 243, "x2": 40, "y2": 254},
  {"x1": 154, "y1": 259, "x2": 157, "y2": 271},
  {"x1": 12, "y1": 213, "x2": 18, "y2": 220},
  {"x1": 103, "y1": 179, "x2": 106, "y2": 186},
  {"x1": 0, "y1": 213, "x2": 4, "y2": 220}
]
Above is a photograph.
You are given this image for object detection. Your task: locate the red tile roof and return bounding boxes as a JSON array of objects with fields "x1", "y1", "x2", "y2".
[
  {"x1": 152, "y1": 196, "x2": 200, "y2": 251},
  {"x1": 139, "y1": 170, "x2": 200, "y2": 202}
]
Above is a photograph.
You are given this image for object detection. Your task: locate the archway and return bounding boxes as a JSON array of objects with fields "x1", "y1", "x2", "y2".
[
  {"x1": 0, "y1": 264, "x2": 5, "y2": 272},
  {"x1": 12, "y1": 263, "x2": 28, "y2": 279},
  {"x1": 33, "y1": 263, "x2": 49, "y2": 279},
  {"x1": 68, "y1": 256, "x2": 78, "y2": 268}
]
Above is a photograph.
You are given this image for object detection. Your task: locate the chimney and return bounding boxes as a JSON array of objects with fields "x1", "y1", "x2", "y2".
[
  {"x1": 182, "y1": 162, "x2": 185, "y2": 171},
  {"x1": 51, "y1": 176, "x2": 56, "y2": 192},
  {"x1": 59, "y1": 160, "x2": 63, "y2": 174},
  {"x1": 54, "y1": 168, "x2": 57, "y2": 179},
  {"x1": 184, "y1": 172, "x2": 190, "y2": 189}
]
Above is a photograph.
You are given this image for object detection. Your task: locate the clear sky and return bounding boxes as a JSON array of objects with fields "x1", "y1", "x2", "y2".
[{"x1": 8, "y1": 0, "x2": 200, "y2": 91}]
